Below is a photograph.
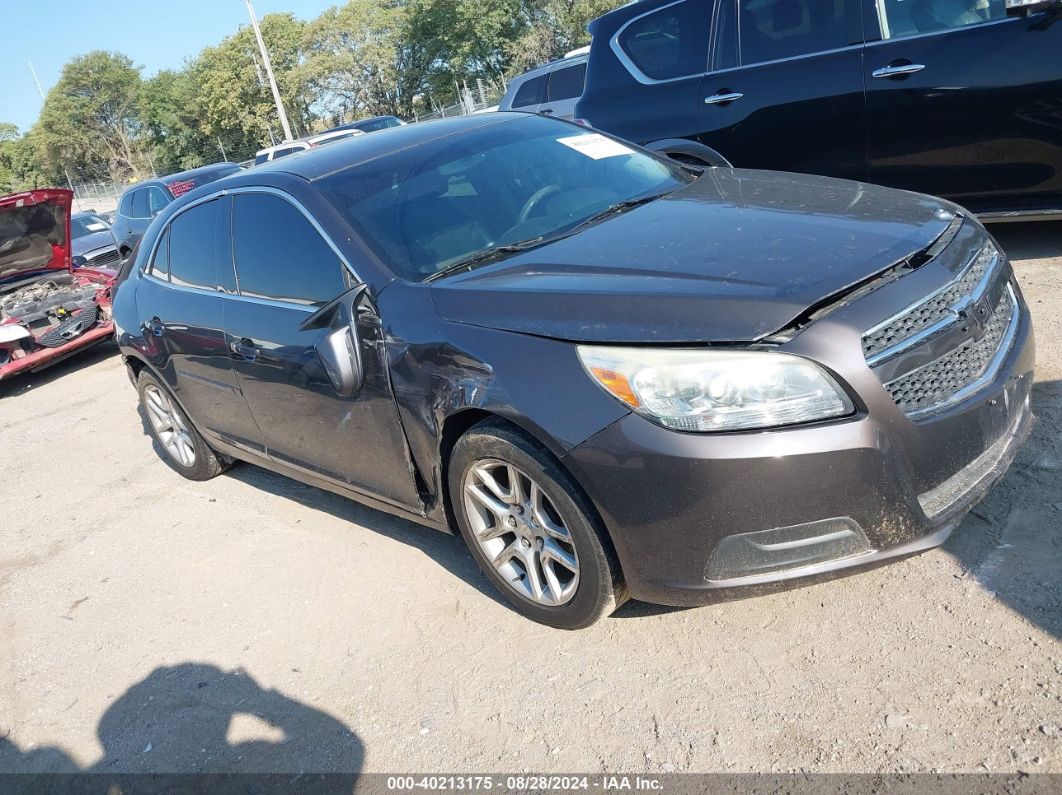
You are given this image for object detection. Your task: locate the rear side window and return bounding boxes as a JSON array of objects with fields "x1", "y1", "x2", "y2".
[
  {"x1": 255, "y1": 153, "x2": 270, "y2": 165},
  {"x1": 130, "y1": 189, "x2": 150, "y2": 219},
  {"x1": 511, "y1": 76, "x2": 547, "y2": 108},
  {"x1": 737, "y1": 0, "x2": 850, "y2": 65},
  {"x1": 168, "y1": 200, "x2": 220, "y2": 290},
  {"x1": 617, "y1": 0, "x2": 710, "y2": 81},
  {"x1": 147, "y1": 187, "x2": 170, "y2": 216},
  {"x1": 358, "y1": 117, "x2": 401, "y2": 132},
  {"x1": 119, "y1": 192, "x2": 135, "y2": 218},
  {"x1": 546, "y1": 63, "x2": 587, "y2": 102},
  {"x1": 150, "y1": 227, "x2": 170, "y2": 279},
  {"x1": 231, "y1": 193, "x2": 346, "y2": 307},
  {"x1": 875, "y1": 0, "x2": 1005, "y2": 40}
]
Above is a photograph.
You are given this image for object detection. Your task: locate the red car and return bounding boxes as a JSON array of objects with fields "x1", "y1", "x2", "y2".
[{"x1": 0, "y1": 189, "x2": 117, "y2": 381}]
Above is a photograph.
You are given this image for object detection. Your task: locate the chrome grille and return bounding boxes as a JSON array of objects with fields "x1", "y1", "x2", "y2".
[
  {"x1": 883, "y1": 286, "x2": 1017, "y2": 417},
  {"x1": 862, "y1": 242, "x2": 997, "y2": 362}
]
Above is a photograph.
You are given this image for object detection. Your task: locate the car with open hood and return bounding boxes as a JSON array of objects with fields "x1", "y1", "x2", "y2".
[
  {"x1": 1, "y1": 189, "x2": 117, "y2": 382},
  {"x1": 112, "y1": 113, "x2": 1034, "y2": 629}
]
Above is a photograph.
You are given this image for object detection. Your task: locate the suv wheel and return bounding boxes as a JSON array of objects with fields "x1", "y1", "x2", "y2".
[
  {"x1": 137, "y1": 371, "x2": 228, "y2": 481},
  {"x1": 449, "y1": 419, "x2": 627, "y2": 629}
]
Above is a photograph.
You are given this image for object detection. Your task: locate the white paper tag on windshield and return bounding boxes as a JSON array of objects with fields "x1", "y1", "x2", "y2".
[
  {"x1": 86, "y1": 222, "x2": 107, "y2": 231},
  {"x1": 557, "y1": 134, "x2": 634, "y2": 160}
]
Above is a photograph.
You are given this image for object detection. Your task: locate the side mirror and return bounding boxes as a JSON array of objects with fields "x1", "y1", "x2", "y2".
[
  {"x1": 301, "y1": 284, "x2": 370, "y2": 398},
  {"x1": 1006, "y1": 0, "x2": 1061, "y2": 15}
]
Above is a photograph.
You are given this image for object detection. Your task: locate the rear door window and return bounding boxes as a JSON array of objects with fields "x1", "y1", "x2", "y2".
[
  {"x1": 168, "y1": 199, "x2": 220, "y2": 290},
  {"x1": 130, "y1": 189, "x2": 150, "y2": 219},
  {"x1": 231, "y1": 193, "x2": 346, "y2": 307},
  {"x1": 874, "y1": 0, "x2": 1006, "y2": 39},
  {"x1": 511, "y1": 76, "x2": 547, "y2": 109},
  {"x1": 119, "y1": 192, "x2": 135, "y2": 218},
  {"x1": 147, "y1": 187, "x2": 170, "y2": 216},
  {"x1": 617, "y1": 0, "x2": 710, "y2": 81},
  {"x1": 545, "y1": 63, "x2": 588, "y2": 102},
  {"x1": 737, "y1": 0, "x2": 851, "y2": 65}
]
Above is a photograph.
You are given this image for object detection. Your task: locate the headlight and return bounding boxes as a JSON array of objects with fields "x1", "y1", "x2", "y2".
[{"x1": 577, "y1": 347, "x2": 853, "y2": 432}]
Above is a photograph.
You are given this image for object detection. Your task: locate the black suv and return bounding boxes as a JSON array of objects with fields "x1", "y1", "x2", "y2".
[
  {"x1": 112, "y1": 163, "x2": 243, "y2": 257},
  {"x1": 576, "y1": 0, "x2": 1062, "y2": 219}
]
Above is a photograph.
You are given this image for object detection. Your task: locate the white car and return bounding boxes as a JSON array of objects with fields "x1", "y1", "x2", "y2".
[{"x1": 254, "y1": 129, "x2": 365, "y2": 166}]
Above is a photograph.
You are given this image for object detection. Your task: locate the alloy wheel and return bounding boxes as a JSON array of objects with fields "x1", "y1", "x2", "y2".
[
  {"x1": 462, "y1": 459, "x2": 580, "y2": 606},
  {"x1": 143, "y1": 385, "x2": 196, "y2": 468}
]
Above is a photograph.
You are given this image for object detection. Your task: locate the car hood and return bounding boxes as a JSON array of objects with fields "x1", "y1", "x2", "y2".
[
  {"x1": 429, "y1": 170, "x2": 958, "y2": 343},
  {"x1": 0, "y1": 189, "x2": 72, "y2": 285},
  {"x1": 72, "y1": 229, "x2": 116, "y2": 257}
]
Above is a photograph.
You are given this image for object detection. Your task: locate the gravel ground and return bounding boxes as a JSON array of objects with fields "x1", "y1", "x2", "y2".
[{"x1": 0, "y1": 223, "x2": 1059, "y2": 776}]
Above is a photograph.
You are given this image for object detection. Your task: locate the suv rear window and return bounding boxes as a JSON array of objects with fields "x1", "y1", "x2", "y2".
[
  {"x1": 511, "y1": 75, "x2": 547, "y2": 109},
  {"x1": 617, "y1": 1, "x2": 709, "y2": 81},
  {"x1": 546, "y1": 63, "x2": 587, "y2": 102}
]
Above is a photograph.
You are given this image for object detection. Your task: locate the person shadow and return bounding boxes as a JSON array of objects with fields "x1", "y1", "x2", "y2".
[{"x1": 1, "y1": 663, "x2": 363, "y2": 788}]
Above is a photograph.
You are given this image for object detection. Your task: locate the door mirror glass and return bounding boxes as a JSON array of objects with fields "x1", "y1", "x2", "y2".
[{"x1": 302, "y1": 284, "x2": 370, "y2": 398}]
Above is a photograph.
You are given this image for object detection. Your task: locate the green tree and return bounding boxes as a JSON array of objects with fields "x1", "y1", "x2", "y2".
[
  {"x1": 191, "y1": 13, "x2": 311, "y2": 156},
  {"x1": 139, "y1": 69, "x2": 216, "y2": 173},
  {"x1": 35, "y1": 51, "x2": 145, "y2": 182},
  {"x1": 506, "y1": 0, "x2": 617, "y2": 72}
]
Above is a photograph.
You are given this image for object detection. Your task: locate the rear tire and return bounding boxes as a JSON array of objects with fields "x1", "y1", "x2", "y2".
[
  {"x1": 137, "y1": 371, "x2": 228, "y2": 482},
  {"x1": 449, "y1": 419, "x2": 627, "y2": 629}
]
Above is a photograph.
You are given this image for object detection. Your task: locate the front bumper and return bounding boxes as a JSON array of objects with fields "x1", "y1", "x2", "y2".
[{"x1": 562, "y1": 299, "x2": 1036, "y2": 607}]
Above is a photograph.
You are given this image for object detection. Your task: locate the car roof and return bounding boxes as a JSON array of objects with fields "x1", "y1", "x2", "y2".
[
  {"x1": 250, "y1": 113, "x2": 527, "y2": 183},
  {"x1": 122, "y1": 162, "x2": 241, "y2": 193}
]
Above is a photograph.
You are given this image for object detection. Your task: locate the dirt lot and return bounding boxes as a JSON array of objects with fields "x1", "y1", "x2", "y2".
[{"x1": 1, "y1": 224, "x2": 1060, "y2": 776}]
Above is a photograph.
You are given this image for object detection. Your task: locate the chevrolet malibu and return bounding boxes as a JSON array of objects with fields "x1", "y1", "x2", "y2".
[{"x1": 112, "y1": 114, "x2": 1035, "y2": 629}]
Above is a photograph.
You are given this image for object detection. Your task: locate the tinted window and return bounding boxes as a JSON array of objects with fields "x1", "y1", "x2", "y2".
[
  {"x1": 357, "y1": 117, "x2": 402, "y2": 132},
  {"x1": 511, "y1": 76, "x2": 547, "y2": 108},
  {"x1": 232, "y1": 193, "x2": 346, "y2": 306},
  {"x1": 119, "y1": 192, "x2": 135, "y2": 218},
  {"x1": 271, "y1": 147, "x2": 302, "y2": 160},
  {"x1": 876, "y1": 0, "x2": 1004, "y2": 39},
  {"x1": 255, "y1": 153, "x2": 270, "y2": 165},
  {"x1": 546, "y1": 64, "x2": 587, "y2": 102},
  {"x1": 130, "y1": 189, "x2": 150, "y2": 219},
  {"x1": 168, "y1": 200, "x2": 219, "y2": 289},
  {"x1": 147, "y1": 187, "x2": 170, "y2": 216},
  {"x1": 618, "y1": 1, "x2": 709, "y2": 80},
  {"x1": 738, "y1": 0, "x2": 849, "y2": 65},
  {"x1": 151, "y1": 227, "x2": 170, "y2": 278}
]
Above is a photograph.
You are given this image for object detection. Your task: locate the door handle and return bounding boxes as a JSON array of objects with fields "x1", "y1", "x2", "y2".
[
  {"x1": 872, "y1": 62, "x2": 926, "y2": 79},
  {"x1": 146, "y1": 317, "x2": 165, "y2": 337},
  {"x1": 539, "y1": 108, "x2": 555, "y2": 115},
  {"x1": 229, "y1": 338, "x2": 259, "y2": 362},
  {"x1": 704, "y1": 91, "x2": 744, "y2": 105}
]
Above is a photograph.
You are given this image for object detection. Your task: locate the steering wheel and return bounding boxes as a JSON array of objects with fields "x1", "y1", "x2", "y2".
[{"x1": 517, "y1": 185, "x2": 563, "y2": 225}]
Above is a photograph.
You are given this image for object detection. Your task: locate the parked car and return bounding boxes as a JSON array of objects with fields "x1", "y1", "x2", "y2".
[
  {"x1": 113, "y1": 113, "x2": 1034, "y2": 628},
  {"x1": 112, "y1": 163, "x2": 243, "y2": 257},
  {"x1": 576, "y1": 0, "x2": 1062, "y2": 219},
  {"x1": 325, "y1": 115, "x2": 406, "y2": 134},
  {"x1": 70, "y1": 211, "x2": 122, "y2": 270},
  {"x1": 253, "y1": 129, "x2": 366, "y2": 166},
  {"x1": 1, "y1": 190, "x2": 117, "y2": 381},
  {"x1": 499, "y1": 51, "x2": 588, "y2": 120}
]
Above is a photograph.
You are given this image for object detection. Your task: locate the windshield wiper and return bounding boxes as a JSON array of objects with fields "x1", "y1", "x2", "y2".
[
  {"x1": 566, "y1": 192, "x2": 668, "y2": 234},
  {"x1": 425, "y1": 237, "x2": 547, "y2": 283}
]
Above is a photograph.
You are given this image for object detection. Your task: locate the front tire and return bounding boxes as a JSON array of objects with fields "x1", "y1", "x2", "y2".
[
  {"x1": 137, "y1": 371, "x2": 227, "y2": 481},
  {"x1": 449, "y1": 419, "x2": 626, "y2": 629}
]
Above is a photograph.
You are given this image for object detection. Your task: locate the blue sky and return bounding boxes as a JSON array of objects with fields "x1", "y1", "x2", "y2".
[{"x1": 1, "y1": 0, "x2": 338, "y2": 134}]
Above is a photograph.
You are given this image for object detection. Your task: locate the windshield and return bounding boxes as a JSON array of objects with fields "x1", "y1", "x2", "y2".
[
  {"x1": 71, "y1": 215, "x2": 110, "y2": 239},
  {"x1": 317, "y1": 115, "x2": 693, "y2": 281}
]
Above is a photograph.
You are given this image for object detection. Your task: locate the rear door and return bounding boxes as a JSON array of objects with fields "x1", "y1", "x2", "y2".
[
  {"x1": 539, "y1": 61, "x2": 588, "y2": 119},
  {"x1": 134, "y1": 197, "x2": 264, "y2": 453},
  {"x1": 223, "y1": 190, "x2": 422, "y2": 509},
  {"x1": 864, "y1": 0, "x2": 1062, "y2": 210},
  {"x1": 701, "y1": 0, "x2": 868, "y2": 181}
]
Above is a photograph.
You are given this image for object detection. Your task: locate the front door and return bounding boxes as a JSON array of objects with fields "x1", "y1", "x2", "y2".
[
  {"x1": 222, "y1": 190, "x2": 422, "y2": 509},
  {"x1": 864, "y1": 0, "x2": 1062, "y2": 210},
  {"x1": 700, "y1": 0, "x2": 868, "y2": 181}
]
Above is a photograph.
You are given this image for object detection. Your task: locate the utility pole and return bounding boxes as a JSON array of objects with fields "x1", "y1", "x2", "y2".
[
  {"x1": 243, "y1": 0, "x2": 293, "y2": 142},
  {"x1": 28, "y1": 61, "x2": 79, "y2": 207}
]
